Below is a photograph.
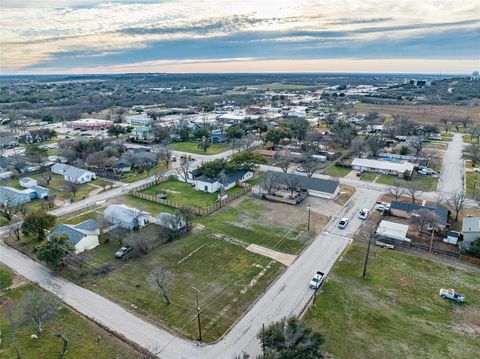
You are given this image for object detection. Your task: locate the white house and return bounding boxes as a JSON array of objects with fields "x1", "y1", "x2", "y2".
[
  {"x1": 48, "y1": 219, "x2": 100, "y2": 254},
  {"x1": 351, "y1": 158, "x2": 415, "y2": 177},
  {"x1": 51, "y1": 163, "x2": 96, "y2": 184},
  {"x1": 192, "y1": 170, "x2": 254, "y2": 193},
  {"x1": 104, "y1": 204, "x2": 150, "y2": 230},
  {"x1": 462, "y1": 217, "x2": 480, "y2": 250},
  {"x1": 155, "y1": 212, "x2": 186, "y2": 231},
  {"x1": 19, "y1": 177, "x2": 38, "y2": 188},
  {"x1": 376, "y1": 220, "x2": 410, "y2": 243}
]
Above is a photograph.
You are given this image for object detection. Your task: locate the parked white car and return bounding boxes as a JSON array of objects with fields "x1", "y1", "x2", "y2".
[
  {"x1": 309, "y1": 271, "x2": 325, "y2": 289},
  {"x1": 439, "y1": 288, "x2": 465, "y2": 303},
  {"x1": 375, "y1": 202, "x2": 390, "y2": 212},
  {"x1": 358, "y1": 208, "x2": 369, "y2": 220},
  {"x1": 338, "y1": 218, "x2": 349, "y2": 229}
]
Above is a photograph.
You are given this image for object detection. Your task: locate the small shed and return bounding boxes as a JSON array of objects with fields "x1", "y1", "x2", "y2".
[
  {"x1": 19, "y1": 177, "x2": 38, "y2": 188},
  {"x1": 376, "y1": 220, "x2": 410, "y2": 243}
]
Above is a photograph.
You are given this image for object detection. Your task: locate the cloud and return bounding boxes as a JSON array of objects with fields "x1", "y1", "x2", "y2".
[{"x1": 1, "y1": 0, "x2": 479, "y2": 73}]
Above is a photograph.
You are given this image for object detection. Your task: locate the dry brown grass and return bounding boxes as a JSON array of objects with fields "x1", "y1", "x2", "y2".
[{"x1": 335, "y1": 184, "x2": 356, "y2": 206}]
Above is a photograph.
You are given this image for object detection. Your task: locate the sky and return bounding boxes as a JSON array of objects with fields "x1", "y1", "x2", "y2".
[{"x1": 1, "y1": 0, "x2": 479, "y2": 74}]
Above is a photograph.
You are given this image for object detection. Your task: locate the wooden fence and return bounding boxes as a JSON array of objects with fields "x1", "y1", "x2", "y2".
[{"x1": 129, "y1": 175, "x2": 252, "y2": 216}]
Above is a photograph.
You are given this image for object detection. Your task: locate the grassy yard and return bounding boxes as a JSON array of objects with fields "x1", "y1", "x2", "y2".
[
  {"x1": 324, "y1": 166, "x2": 352, "y2": 177},
  {"x1": 376, "y1": 174, "x2": 398, "y2": 185},
  {"x1": 441, "y1": 131, "x2": 454, "y2": 141},
  {"x1": 0, "y1": 265, "x2": 139, "y2": 359},
  {"x1": 304, "y1": 243, "x2": 480, "y2": 359},
  {"x1": 466, "y1": 171, "x2": 479, "y2": 198},
  {"x1": 359, "y1": 172, "x2": 377, "y2": 182},
  {"x1": 121, "y1": 163, "x2": 168, "y2": 183},
  {"x1": 415, "y1": 175, "x2": 439, "y2": 191},
  {"x1": 169, "y1": 141, "x2": 230, "y2": 155},
  {"x1": 111, "y1": 194, "x2": 176, "y2": 216}
]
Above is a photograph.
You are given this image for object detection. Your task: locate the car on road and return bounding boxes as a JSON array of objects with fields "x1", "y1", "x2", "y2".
[
  {"x1": 358, "y1": 208, "x2": 369, "y2": 220},
  {"x1": 309, "y1": 271, "x2": 325, "y2": 289},
  {"x1": 439, "y1": 288, "x2": 465, "y2": 303},
  {"x1": 115, "y1": 246, "x2": 132, "y2": 259},
  {"x1": 338, "y1": 218, "x2": 349, "y2": 229}
]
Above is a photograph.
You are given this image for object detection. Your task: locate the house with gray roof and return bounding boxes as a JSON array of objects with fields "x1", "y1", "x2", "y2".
[
  {"x1": 390, "y1": 201, "x2": 450, "y2": 228},
  {"x1": 104, "y1": 204, "x2": 150, "y2": 230},
  {"x1": 265, "y1": 171, "x2": 340, "y2": 199},
  {"x1": 48, "y1": 219, "x2": 100, "y2": 254},
  {"x1": 462, "y1": 217, "x2": 480, "y2": 250},
  {"x1": 51, "y1": 163, "x2": 96, "y2": 184},
  {"x1": 0, "y1": 186, "x2": 32, "y2": 207}
]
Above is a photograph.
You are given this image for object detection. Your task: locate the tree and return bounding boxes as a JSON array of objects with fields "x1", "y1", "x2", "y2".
[
  {"x1": 302, "y1": 157, "x2": 319, "y2": 178},
  {"x1": 262, "y1": 173, "x2": 280, "y2": 194},
  {"x1": 176, "y1": 156, "x2": 191, "y2": 183},
  {"x1": 126, "y1": 237, "x2": 151, "y2": 257},
  {"x1": 410, "y1": 137, "x2": 424, "y2": 156},
  {"x1": 61, "y1": 180, "x2": 80, "y2": 198},
  {"x1": 258, "y1": 317, "x2": 324, "y2": 359},
  {"x1": 37, "y1": 234, "x2": 74, "y2": 267},
  {"x1": 107, "y1": 124, "x2": 127, "y2": 138},
  {"x1": 0, "y1": 193, "x2": 20, "y2": 222},
  {"x1": 410, "y1": 208, "x2": 439, "y2": 234},
  {"x1": 148, "y1": 267, "x2": 174, "y2": 305},
  {"x1": 41, "y1": 169, "x2": 53, "y2": 186},
  {"x1": 198, "y1": 136, "x2": 210, "y2": 153},
  {"x1": 226, "y1": 125, "x2": 245, "y2": 140},
  {"x1": 264, "y1": 127, "x2": 290, "y2": 149},
  {"x1": 331, "y1": 121, "x2": 357, "y2": 147},
  {"x1": 10, "y1": 220, "x2": 22, "y2": 241},
  {"x1": 405, "y1": 177, "x2": 424, "y2": 204},
  {"x1": 200, "y1": 158, "x2": 230, "y2": 178},
  {"x1": 284, "y1": 119, "x2": 309, "y2": 141},
  {"x1": 20, "y1": 290, "x2": 58, "y2": 337},
  {"x1": 0, "y1": 268, "x2": 13, "y2": 301},
  {"x1": 155, "y1": 146, "x2": 172, "y2": 168},
  {"x1": 230, "y1": 151, "x2": 265, "y2": 171},
  {"x1": 389, "y1": 179, "x2": 405, "y2": 200},
  {"x1": 441, "y1": 118, "x2": 450, "y2": 133},
  {"x1": 448, "y1": 191, "x2": 466, "y2": 222},
  {"x1": 466, "y1": 237, "x2": 480, "y2": 258},
  {"x1": 26, "y1": 144, "x2": 48, "y2": 165},
  {"x1": 466, "y1": 143, "x2": 480, "y2": 164},
  {"x1": 193, "y1": 127, "x2": 209, "y2": 139},
  {"x1": 21, "y1": 210, "x2": 56, "y2": 241},
  {"x1": 365, "y1": 135, "x2": 385, "y2": 156},
  {"x1": 3, "y1": 300, "x2": 22, "y2": 359},
  {"x1": 176, "y1": 207, "x2": 194, "y2": 231}
]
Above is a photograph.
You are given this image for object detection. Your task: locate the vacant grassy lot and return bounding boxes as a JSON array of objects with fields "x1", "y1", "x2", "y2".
[
  {"x1": 324, "y1": 166, "x2": 351, "y2": 177},
  {"x1": 354, "y1": 103, "x2": 480, "y2": 125},
  {"x1": 72, "y1": 230, "x2": 283, "y2": 342},
  {"x1": 466, "y1": 171, "x2": 478, "y2": 198},
  {"x1": 198, "y1": 196, "x2": 327, "y2": 254},
  {"x1": 0, "y1": 265, "x2": 139, "y2": 359},
  {"x1": 304, "y1": 243, "x2": 480, "y2": 359},
  {"x1": 170, "y1": 141, "x2": 230, "y2": 155}
]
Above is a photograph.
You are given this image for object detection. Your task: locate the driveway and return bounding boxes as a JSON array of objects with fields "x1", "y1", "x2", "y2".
[
  {"x1": 0, "y1": 187, "x2": 381, "y2": 359},
  {"x1": 437, "y1": 133, "x2": 465, "y2": 195}
]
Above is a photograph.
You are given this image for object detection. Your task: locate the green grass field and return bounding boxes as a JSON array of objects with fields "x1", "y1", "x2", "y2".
[
  {"x1": 169, "y1": 141, "x2": 230, "y2": 155},
  {"x1": 0, "y1": 265, "x2": 139, "y2": 358},
  {"x1": 466, "y1": 171, "x2": 479, "y2": 198},
  {"x1": 324, "y1": 166, "x2": 352, "y2": 177},
  {"x1": 376, "y1": 174, "x2": 398, "y2": 185},
  {"x1": 304, "y1": 243, "x2": 480, "y2": 359},
  {"x1": 121, "y1": 163, "x2": 168, "y2": 183},
  {"x1": 359, "y1": 172, "x2": 377, "y2": 182}
]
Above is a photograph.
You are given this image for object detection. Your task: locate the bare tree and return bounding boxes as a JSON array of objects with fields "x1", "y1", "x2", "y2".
[
  {"x1": 54, "y1": 333, "x2": 68, "y2": 358},
  {"x1": 148, "y1": 267, "x2": 174, "y2": 305},
  {"x1": 176, "y1": 207, "x2": 194, "y2": 231},
  {"x1": 3, "y1": 301, "x2": 22, "y2": 359},
  {"x1": 126, "y1": 237, "x2": 151, "y2": 257},
  {"x1": 0, "y1": 194, "x2": 20, "y2": 222},
  {"x1": 61, "y1": 181, "x2": 80, "y2": 198},
  {"x1": 262, "y1": 172, "x2": 280, "y2": 194},
  {"x1": 41, "y1": 169, "x2": 53, "y2": 186},
  {"x1": 404, "y1": 178, "x2": 424, "y2": 204},
  {"x1": 176, "y1": 156, "x2": 191, "y2": 183},
  {"x1": 389, "y1": 179, "x2": 405, "y2": 200},
  {"x1": 440, "y1": 118, "x2": 450, "y2": 133},
  {"x1": 155, "y1": 146, "x2": 172, "y2": 168},
  {"x1": 20, "y1": 290, "x2": 58, "y2": 337},
  {"x1": 285, "y1": 174, "x2": 302, "y2": 197},
  {"x1": 410, "y1": 137, "x2": 423, "y2": 156},
  {"x1": 410, "y1": 208, "x2": 438, "y2": 234},
  {"x1": 276, "y1": 151, "x2": 292, "y2": 173},
  {"x1": 301, "y1": 157, "x2": 319, "y2": 178},
  {"x1": 448, "y1": 191, "x2": 466, "y2": 222},
  {"x1": 10, "y1": 221, "x2": 22, "y2": 241}
]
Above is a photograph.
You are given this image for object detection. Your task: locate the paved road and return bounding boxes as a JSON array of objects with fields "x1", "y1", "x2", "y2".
[
  {"x1": 0, "y1": 186, "x2": 381, "y2": 358},
  {"x1": 437, "y1": 133, "x2": 465, "y2": 195}
]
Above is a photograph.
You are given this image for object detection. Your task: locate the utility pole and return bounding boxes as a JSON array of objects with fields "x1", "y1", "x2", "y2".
[
  {"x1": 192, "y1": 286, "x2": 202, "y2": 342},
  {"x1": 307, "y1": 205, "x2": 311, "y2": 231},
  {"x1": 262, "y1": 323, "x2": 266, "y2": 357},
  {"x1": 362, "y1": 236, "x2": 372, "y2": 278},
  {"x1": 428, "y1": 227, "x2": 435, "y2": 259}
]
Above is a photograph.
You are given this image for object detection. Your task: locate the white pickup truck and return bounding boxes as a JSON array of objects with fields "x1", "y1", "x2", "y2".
[
  {"x1": 439, "y1": 288, "x2": 465, "y2": 303},
  {"x1": 309, "y1": 271, "x2": 325, "y2": 290}
]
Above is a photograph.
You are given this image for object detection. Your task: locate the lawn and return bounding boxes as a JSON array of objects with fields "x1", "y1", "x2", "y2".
[
  {"x1": 121, "y1": 163, "x2": 168, "y2": 183},
  {"x1": 359, "y1": 172, "x2": 377, "y2": 182},
  {"x1": 170, "y1": 141, "x2": 230, "y2": 155},
  {"x1": 304, "y1": 243, "x2": 480, "y2": 359},
  {"x1": 324, "y1": 166, "x2": 352, "y2": 177},
  {"x1": 0, "y1": 265, "x2": 139, "y2": 359},
  {"x1": 376, "y1": 174, "x2": 398, "y2": 185},
  {"x1": 140, "y1": 179, "x2": 243, "y2": 209},
  {"x1": 466, "y1": 171, "x2": 479, "y2": 198},
  {"x1": 111, "y1": 194, "x2": 176, "y2": 216},
  {"x1": 441, "y1": 132, "x2": 453, "y2": 141},
  {"x1": 415, "y1": 175, "x2": 439, "y2": 191}
]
